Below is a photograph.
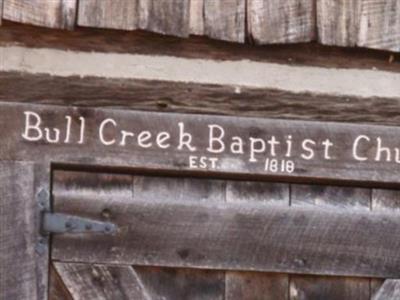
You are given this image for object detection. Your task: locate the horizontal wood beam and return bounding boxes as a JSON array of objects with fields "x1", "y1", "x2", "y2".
[
  {"x1": 1, "y1": 102, "x2": 400, "y2": 186},
  {"x1": 51, "y1": 191, "x2": 400, "y2": 278},
  {"x1": 0, "y1": 21, "x2": 398, "y2": 72},
  {"x1": 1, "y1": 72, "x2": 399, "y2": 127}
]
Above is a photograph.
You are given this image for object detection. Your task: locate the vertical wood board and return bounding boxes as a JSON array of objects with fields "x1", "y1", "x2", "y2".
[
  {"x1": 371, "y1": 188, "x2": 400, "y2": 297},
  {"x1": 290, "y1": 184, "x2": 371, "y2": 300},
  {"x1": 133, "y1": 175, "x2": 226, "y2": 299},
  {"x1": 317, "y1": 0, "x2": 361, "y2": 46},
  {"x1": 358, "y1": 0, "x2": 400, "y2": 52},
  {"x1": 190, "y1": 0, "x2": 204, "y2": 35},
  {"x1": 204, "y1": 0, "x2": 245, "y2": 43},
  {"x1": 132, "y1": 266, "x2": 225, "y2": 300},
  {"x1": 0, "y1": 162, "x2": 41, "y2": 300},
  {"x1": 290, "y1": 275, "x2": 370, "y2": 300},
  {"x1": 77, "y1": 0, "x2": 138, "y2": 30},
  {"x1": 0, "y1": 0, "x2": 3, "y2": 26},
  {"x1": 138, "y1": 0, "x2": 190, "y2": 37},
  {"x1": 3, "y1": 0, "x2": 77, "y2": 29},
  {"x1": 225, "y1": 180, "x2": 289, "y2": 300},
  {"x1": 248, "y1": 0, "x2": 315, "y2": 44}
]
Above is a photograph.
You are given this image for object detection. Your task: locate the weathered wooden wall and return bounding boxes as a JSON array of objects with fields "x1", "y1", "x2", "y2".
[
  {"x1": 47, "y1": 170, "x2": 400, "y2": 299},
  {"x1": 0, "y1": 0, "x2": 399, "y2": 52}
]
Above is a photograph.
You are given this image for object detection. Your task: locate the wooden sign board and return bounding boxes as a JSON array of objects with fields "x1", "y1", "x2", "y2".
[{"x1": 1, "y1": 102, "x2": 399, "y2": 185}]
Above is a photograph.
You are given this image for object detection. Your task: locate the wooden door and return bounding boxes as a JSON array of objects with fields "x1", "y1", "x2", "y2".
[{"x1": 48, "y1": 169, "x2": 399, "y2": 300}]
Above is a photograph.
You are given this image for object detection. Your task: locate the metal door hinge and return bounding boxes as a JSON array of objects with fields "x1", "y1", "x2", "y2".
[{"x1": 41, "y1": 212, "x2": 117, "y2": 235}]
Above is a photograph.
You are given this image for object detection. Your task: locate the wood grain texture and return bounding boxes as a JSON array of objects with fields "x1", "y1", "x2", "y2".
[
  {"x1": 51, "y1": 174, "x2": 400, "y2": 277},
  {"x1": 371, "y1": 188, "x2": 400, "y2": 297},
  {"x1": 134, "y1": 176, "x2": 226, "y2": 203},
  {"x1": 290, "y1": 275, "x2": 370, "y2": 300},
  {"x1": 139, "y1": 0, "x2": 190, "y2": 37},
  {"x1": 0, "y1": 0, "x2": 3, "y2": 26},
  {"x1": 1, "y1": 73, "x2": 399, "y2": 127},
  {"x1": 291, "y1": 184, "x2": 370, "y2": 211},
  {"x1": 0, "y1": 162, "x2": 40, "y2": 300},
  {"x1": 226, "y1": 181, "x2": 289, "y2": 300},
  {"x1": 248, "y1": 0, "x2": 315, "y2": 44},
  {"x1": 204, "y1": 0, "x2": 245, "y2": 42},
  {"x1": 190, "y1": 0, "x2": 204, "y2": 35},
  {"x1": 1, "y1": 102, "x2": 400, "y2": 186},
  {"x1": 54, "y1": 263, "x2": 148, "y2": 299},
  {"x1": 1, "y1": 22, "x2": 398, "y2": 72},
  {"x1": 290, "y1": 184, "x2": 371, "y2": 300},
  {"x1": 132, "y1": 266, "x2": 225, "y2": 299},
  {"x1": 372, "y1": 189, "x2": 400, "y2": 212},
  {"x1": 317, "y1": 0, "x2": 360, "y2": 47},
  {"x1": 2, "y1": 0, "x2": 77, "y2": 29},
  {"x1": 77, "y1": 0, "x2": 138, "y2": 30},
  {"x1": 372, "y1": 279, "x2": 400, "y2": 300},
  {"x1": 49, "y1": 265, "x2": 73, "y2": 300},
  {"x1": 358, "y1": 0, "x2": 400, "y2": 52},
  {"x1": 226, "y1": 272, "x2": 289, "y2": 300},
  {"x1": 133, "y1": 175, "x2": 226, "y2": 299}
]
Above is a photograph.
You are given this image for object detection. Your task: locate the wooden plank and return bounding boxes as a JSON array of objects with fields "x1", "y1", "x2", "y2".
[
  {"x1": 138, "y1": 0, "x2": 190, "y2": 37},
  {"x1": 51, "y1": 177, "x2": 400, "y2": 278},
  {"x1": 0, "y1": 0, "x2": 3, "y2": 26},
  {"x1": 54, "y1": 262, "x2": 148, "y2": 299},
  {"x1": 371, "y1": 188, "x2": 400, "y2": 295},
  {"x1": 131, "y1": 266, "x2": 225, "y2": 299},
  {"x1": 52, "y1": 169, "x2": 133, "y2": 199},
  {"x1": 204, "y1": 0, "x2": 245, "y2": 43},
  {"x1": 290, "y1": 275, "x2": 370, "y2": 300},
  {"x1": 1, "y1": 73, "x2": 400, "y2": 126},
  {"x1": 3, "y1": 0, "x2": 77, "y2": 29},
  {"x1": 317, "y1": 0, "x2": 360, "y2": 47},
  {"x1": 226, "y1": 272, "x2": 288, "y2": 300},
  {"x1": 77, "y1": 0, "x2": 138, "y2": 30},
  {"x1": 49, "y1": 264, "x2": 73, "y2": 300},
  {"x1": 133, "y1": 175, "x2": 226, "y2": 299},
  {"x1": 0, "y1": 162, "x2": 41, "y2": 300},
  {"x1": 1, "y1": 74, "x2": 400, "y2": 127},
  {"x1": 189, "y1": 0, "x2": 204, "y2": 35},
  {"x1": 248, "y1": 0, "x2": 315, "y2": 44},
  {"x1": 290, "y1": 184, "x2": 371, "y2": 300},
  {"x1": 1, "y1": 22, "x2": 399, "y2": 72},
  {"x1": 134, "y1": 176, "x2": 226, "y2": 203},
  {"x1": 291, "y1": 184, "x2": 370, "y2": 210},
  {"x1": 372, "y1": 279, "x2": 400, "y2": 300},
  {"x1": 226, "y1": 180, "x2": 289, "y2": 300},
  {"x1": 358, "y1": 0, "x2": 400, "y2": 52},
  {"x1": 1, "y1": 103, "x2": 400, "y2": 185}
]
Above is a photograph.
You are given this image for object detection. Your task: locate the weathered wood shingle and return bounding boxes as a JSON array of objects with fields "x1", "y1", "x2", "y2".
[
  {"x1": 317, "y1": 0, "x2": 361, "y2": 46},
  {"x1": 139, "y1": 0, "x2": 190, "y2": 37},
  {"x1": 78, "y1": 0, "x2": 139, "y2": 30},
  {"x1": 248, "y1": 0, "x2": 316, "y2": 44},
  {"x1": 204, "y1": 0, "x2": 245, "y2": 43},
  {"x1": 0, "y1": 0, "x2": 399, "y2": 52},
  {"x1": 3, "y1": 0, "x2": 77, "y2": 29},
  {"x1": 357, "y1": 0, "x2": 400, "y2": 52}
]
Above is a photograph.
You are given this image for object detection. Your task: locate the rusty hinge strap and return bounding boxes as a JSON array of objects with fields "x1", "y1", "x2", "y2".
[{"x1": 41, "y1": 212, "x2": 117, "y2": 235}]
